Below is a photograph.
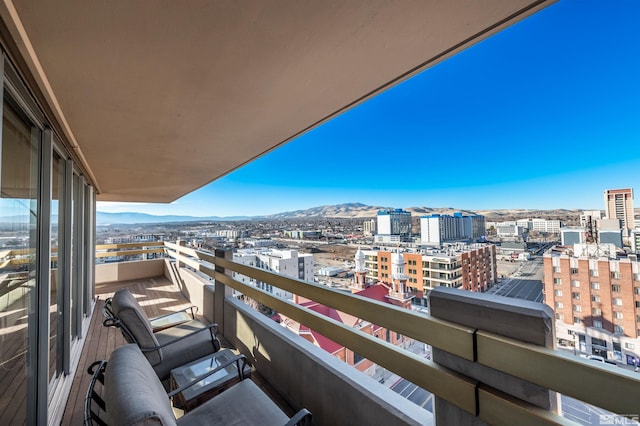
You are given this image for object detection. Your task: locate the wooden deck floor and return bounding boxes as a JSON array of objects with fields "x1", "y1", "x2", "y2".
[{"x1": 60, "y1": 276, "x2": 195, "y2": 425}]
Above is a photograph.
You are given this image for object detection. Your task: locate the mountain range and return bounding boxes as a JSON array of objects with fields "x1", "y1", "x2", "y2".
[
  {"x1": 95, "y1": 211, "x2": 251, "y2": 225},
  {"x1": 93, "y1": 202, "x2": 585, "y2": 225}
]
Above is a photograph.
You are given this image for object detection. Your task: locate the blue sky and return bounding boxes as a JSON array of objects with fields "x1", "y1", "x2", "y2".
[{"x1": 99, "y1": 0, "x2": 640, "y2": 217}]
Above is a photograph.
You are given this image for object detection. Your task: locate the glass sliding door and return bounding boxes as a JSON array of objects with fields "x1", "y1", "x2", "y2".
[
  {"x1": 0, "y1": 98, "x2": 41, "y2": 425},
  {"x1": 71, "y1": 172, "x2": 85, "y2": 338},
  {"x1": 0, "y1": 49, "x2": 97, "y2": 425},
  {"x1": 83, "y1": 183, "x2": 95, "y2": 315},
  {"x1": 49, "y1": 150, "x2": 66, "y2": 383}
]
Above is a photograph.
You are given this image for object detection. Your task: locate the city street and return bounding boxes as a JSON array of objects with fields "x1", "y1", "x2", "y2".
[
  {"x1": 561, "y1": 394, "x2": 639, "y2": 425},
  {"x1": 372, "y1": 340, "x2": 434, "y2": 413},
  {"x1": 390, "y1": 378, "x2": 433, "y2": 411},
  {"x1": 488, "y1": 256, "x2": 544, "y2": 302}
]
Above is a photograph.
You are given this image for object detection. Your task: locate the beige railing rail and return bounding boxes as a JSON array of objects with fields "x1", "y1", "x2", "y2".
[
  {"x1": 115, "y1": 242, "x2": 640, "y2": 424},
  {"x1": 0, "y1": 248, "x2": 35, "y2": 267},
  {"x1": 95, "y1": 242, "x2": 165, "y2": 259}
]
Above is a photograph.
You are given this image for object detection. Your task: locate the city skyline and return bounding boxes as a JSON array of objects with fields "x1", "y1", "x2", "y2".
[{"x1": 98, "y1": 1, "x2": 640, "y2": 218}]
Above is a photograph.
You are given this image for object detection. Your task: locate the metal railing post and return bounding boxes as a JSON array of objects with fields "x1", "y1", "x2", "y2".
[
  {"x1": 176, "y1": 240, "x2": 186, "y2": 268},
  {"x1": 214, "y1": 248, "x2": 233, "y2": 335}
]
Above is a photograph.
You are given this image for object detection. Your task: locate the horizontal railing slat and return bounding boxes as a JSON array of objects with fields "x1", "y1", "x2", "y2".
[
  {"x1": 163, "y1": 241, "x2": 200, "y2": 258},
  {"x1": 477, "y1": 386, "x2": 577, "y2": 426},
  {"x1": 95, "y1": 248, "x2": 164, "y2": 258},
  {"x1": 213, "y1": 254, "x2": 476, "y2": 361},
  {"x1": 476, "y1": 331, "x2": 640, "y2": 418},
  {"x1": 215, "y1": 271, "x2": 478, "y2": 414},
  {"x1": 96, "y1": 242, "x2": 164, "y2": 250}
]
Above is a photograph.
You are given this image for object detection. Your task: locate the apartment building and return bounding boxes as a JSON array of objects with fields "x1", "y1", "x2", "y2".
[
  {"x1": 362, "y1": 243, "x2": 497, "y2": 304},
  {"x1": 375, "y1": 208, "x2": 412, "y2": 243},
  {"x1": 283, "y1": 230, "x2": 321, "y2": 239},
  {"x1": 420, "y1": 213, "x2": 485, "y2": 245},
  {"x1": 544, "y1": 243, "x2": 640, "y2": 363},
  {"x1": 362, "y1": 218, "x2": 377, "y2": 236},
  {"x1": 211, "y1": 229, "x2": 249, "y2": 239},
  {"x1": 232, "y1": 249, "x2": 314, "y2": 299},
  {"x1": 103, "y1": 233, "x2": 165, "y2": 244},
  {"x1": 516, "y1": 218, "x2": 562, "y2": 234},
  {"x1": 491, "y1": 218, "x2": 562, "y2": 235},
  {"x1": 496, "y1": 223, "x2": 526, "y2": 238}
]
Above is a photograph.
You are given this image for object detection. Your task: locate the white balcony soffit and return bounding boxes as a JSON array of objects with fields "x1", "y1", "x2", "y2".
[{"x1": 1, "y1": 0, "x2": 553, "y2": 202}]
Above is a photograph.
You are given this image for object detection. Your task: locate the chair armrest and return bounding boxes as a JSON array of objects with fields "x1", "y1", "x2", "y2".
[
  {"x1": 167, "y1": 353, "x2": 248, "y2": 399},
  {"x1": 102, "y1": 297, "x2": 115, "y2": 320},
  {"x1": 84, "y1": 360, "x2": 108, "y2": 426},
  {"x1": 138, "y1": 322, "x2": 220, "y2": 352},
  {"x1": 284, "y1": 408, "x2": 312, "y2": 426}
]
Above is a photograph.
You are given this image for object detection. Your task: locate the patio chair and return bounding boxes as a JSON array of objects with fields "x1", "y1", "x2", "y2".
[
  {"x1": 84, "y1": 344, "x2": 312, "y2": 426},
  {"x1": 102, "y1": 289, "x2": 221, "y2": 380}
]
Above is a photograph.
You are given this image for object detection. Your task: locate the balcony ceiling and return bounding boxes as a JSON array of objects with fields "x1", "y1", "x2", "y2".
[{"x1": 1, "y1": 1, "x2": 553, "y2": 202}]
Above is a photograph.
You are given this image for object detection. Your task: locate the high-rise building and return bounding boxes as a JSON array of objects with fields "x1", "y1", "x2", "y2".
[
  {"x1": 420, "y1": 213, "x2": 485, "y2": 245},
  {"x1": 375, "y1": 209, "x2": 412, "y2": 243},
  {"x1": 604, "y1": 188, "x2": 634, "y2": 231}
]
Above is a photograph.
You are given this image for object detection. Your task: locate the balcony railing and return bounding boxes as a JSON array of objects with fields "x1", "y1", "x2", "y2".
[
  {"x1": 95, "y1": 241, "x2": 166, "y2": 261},
  {"x1": 91, "y1": 241, "x2": 640, "y2": 425}
]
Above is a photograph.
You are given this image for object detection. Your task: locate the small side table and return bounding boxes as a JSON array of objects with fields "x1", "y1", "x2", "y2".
[
  {"x1": 170, "y1": 349, "x2": 251, "y2": 412},
  {"x1": 149, "y1": 310, "x2": 193, "y2": 332}
]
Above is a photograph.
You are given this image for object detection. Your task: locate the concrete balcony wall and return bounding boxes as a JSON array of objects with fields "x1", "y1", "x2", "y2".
[
  {"x1": 222, "y1": 296, "x2": 432, "y2": 426},
  {"x1": 95, "y1": 258, "x2": 165, "y2": 284},
  {"x1": 163, "y1": 260, "x2": 214, "y2": 318}
]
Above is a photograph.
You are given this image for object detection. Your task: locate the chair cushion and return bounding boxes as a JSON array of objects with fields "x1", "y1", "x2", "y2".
[
  {"x1": 176, "y1": 379, "x2": 289, "y2": 426},
  {"x1": 112, "y1": 289, "x2": 162, "y2": 365},
  {"x1": 153, "y1": 320, "x2": 218, "y2": 380},
  {"x1": 104, "y1": 344, "x2": 177, "y2": 426}
]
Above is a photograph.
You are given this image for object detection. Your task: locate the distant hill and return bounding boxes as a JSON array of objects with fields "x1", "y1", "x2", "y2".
[
  {"x1": 264, "y1": 203, "x2": 381, "y2": 219},
  {"x1": 94, "y1": 203, "x2": 589, "y2": 225},
  {"x1": 263, "y1": 203, "x2": 584, "y2": 220},
  {"x1": 96, "y1": 211, "x2": 250, "y2": 225}
]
